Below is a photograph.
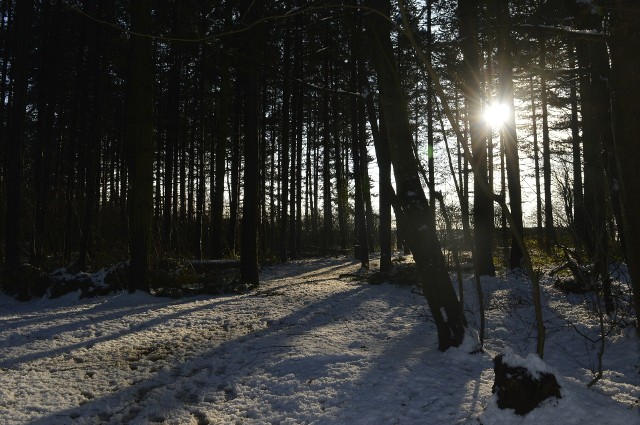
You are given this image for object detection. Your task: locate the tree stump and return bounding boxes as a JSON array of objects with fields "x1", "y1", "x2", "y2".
[{"x1": 492, "y1": 352, "x2": 562, "y2": 415}]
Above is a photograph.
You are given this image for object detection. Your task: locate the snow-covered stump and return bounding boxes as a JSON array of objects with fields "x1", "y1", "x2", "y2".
[{"x1": 492, "y1": 352, "x2": 561, "y2": 415}]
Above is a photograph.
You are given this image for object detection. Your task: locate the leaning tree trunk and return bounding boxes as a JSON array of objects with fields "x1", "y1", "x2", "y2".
[
  {"x1": 607, "y1": 0, "x2": 640, "y2": 331},
  {"x1": 365, "y1": 0, "x2": 464, "y2": 350}
]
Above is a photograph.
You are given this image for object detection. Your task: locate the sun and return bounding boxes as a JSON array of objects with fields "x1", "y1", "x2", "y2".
[{"x1": 484, "y1": 103, "x2": 511, "y2": 128}]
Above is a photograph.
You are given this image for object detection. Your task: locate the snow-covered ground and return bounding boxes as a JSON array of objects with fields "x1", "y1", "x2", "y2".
[{"x1": 0, "y1": 256, "x2": 638, "y2": 424}]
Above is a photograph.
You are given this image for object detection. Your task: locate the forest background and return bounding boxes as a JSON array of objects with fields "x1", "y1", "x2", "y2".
[{"x1": 1, "y1": 0, "x2": 639, "y2": 349}]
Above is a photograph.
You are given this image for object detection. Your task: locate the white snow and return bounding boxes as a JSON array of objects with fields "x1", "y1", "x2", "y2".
[
  {"x1": 498, "y1": 349, "x2": 555, "y2": 379},
  {"x1": 0, "y1": 256, "x2": 638, "y2": 424}
]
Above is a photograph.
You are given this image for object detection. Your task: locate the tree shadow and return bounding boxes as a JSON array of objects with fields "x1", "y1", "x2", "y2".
[{"x1": 12, "y1": 259, "x2": 378, "y2": 424}]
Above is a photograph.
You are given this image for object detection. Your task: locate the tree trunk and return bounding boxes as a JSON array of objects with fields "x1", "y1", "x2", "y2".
[
  {"x1": 493, "y1": 0, "x2": 524, "y2": 270},
  {"x1": 608, "y1": 0, "x2": 640, "y2": 330},
  {"x1": 32, "y1": 0, "x2": 58, "y2": 265},
  {"x1": 163, "y1": 48, "x2": 181, "y2": 252},
  {"x1": 228, "y1": 92, "x2": 241, "y2": 255},
  {"x1": 4, "y1": 0, "x2": 33, "y2": 273},
  {"x1": 194, "y1": 41, "x2": 207, "y2": 260},
  {"x1": 290, "y1": 19, "x2": 303, "y2": 260},
  {"x1": 239, "y1": 0, "x2": 262, "y2": 286},
  {"x1": 530, "y1": 76, "x2": 543, "y2": 236},
  {"x1": 333, "y1": 73, "x2": 348, "y2": 250},
  {"x1": 575, "y1": 7, "x2": 614, "y2": 314},
  {"x1": 79, "y1": 1, "x2": 105, "y2": 271},
  {"x1": 350, "y1": 19, "x2": 369, "y2": 267},
  {"x1": 289, "y1": 81, "x2": 297, "y2": 260},
  {"x1": 459, "y1": 0, "x2": 495, "y2": 276},
  {"x1": 321, "y1": 49, "x2": 333, "y2": 255},
  {"x1": 279, "y1": 18, "x2": 291, "y2": 263},
  {"x1": 365, "y1": 0, "x2": 464, "y2": 350},
  {"x1": 212, "y1": 63, "x2": 231, "y2": 259},
  {"x1": 126, "y1": 0, "x2": 153, "y2": 292},
  {"x1": 456, "y1": 93, "x2": 472, "y2": 246},
  {"x1": 366, "y1": 93, "x2": 392, "y2": 273},
  {"x1": 539, "y1": 36, "x2": 556, "y2": 246},
  {"x1": 426, "y1": 0, "x2": 436, "y2": 225},
  {"x1": 569, "y1": 46, "x2": 585, "y2": 246}
]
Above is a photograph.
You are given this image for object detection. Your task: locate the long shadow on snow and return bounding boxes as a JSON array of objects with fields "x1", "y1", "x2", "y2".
[
  {"x1": 23, "y1": 259, "x2": 375, "y2": 424},
  {"x1": 261, "y1": 256, "x2": 360, "y2": 282},
  {"x1": 0, "y1": 294, "x2": 263, "y2": 369},
  {"x1": 259, "y1": 281, "x2": 493, "y2": 424}
]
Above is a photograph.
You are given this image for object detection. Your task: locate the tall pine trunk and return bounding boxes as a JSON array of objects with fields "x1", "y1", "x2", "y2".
[
  {"x1": 576, "y1": 8, "x2": 614, "y2": 313},
  {"x1": 126, "y1": 0, "x2": 153, "y2": 292},
  {"x1": 321, "y1": 49, "x2": 333, "y2": 255},
  {"x1": 608, "y1": 0, "x2": 640, "y2": 330},
  {"x1": 4, "y1": 0, "x2": 33, "y2": 274},
  {"x1": 279, "y1": 17, "x2": 291, "y2": 262},
  {"x1": 529, "y1": 76, "x2": 543, "y2": 236},
  {"x1": 366, "y1": 93, "x2": 392, "y2": 273},
  {"x1": 493, "y1": 0, "x2": 524, "y2": 269},
  {"x1": 539, "y1": 36, "x2": 556, "y2": 246},
  {"x1": 239, "y1": 0, "x2": 262, "y2": 286},
  {"x1": 350, "y1": 19, "x2": 369, "y2": 267},
  {"x1": 212, "y1": 63, "x2": 231, "y2": 259},
  {"x1": 228, "y1": 93, "x2": 241, "y2": 254},
  {"x1": 32, "y1": 0, "x2": 58, "y2": 265},
  {"x1": 459, "y1": 0, "x2": 495, "y2": 276},
  {"x1": 569, "y1": 47, "x2": 585, "y2": 246}
]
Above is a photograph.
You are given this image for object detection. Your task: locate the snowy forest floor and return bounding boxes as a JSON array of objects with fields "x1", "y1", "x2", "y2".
[{"x1": 0, "y1": 256, "x2": 638, "y2": 424}]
